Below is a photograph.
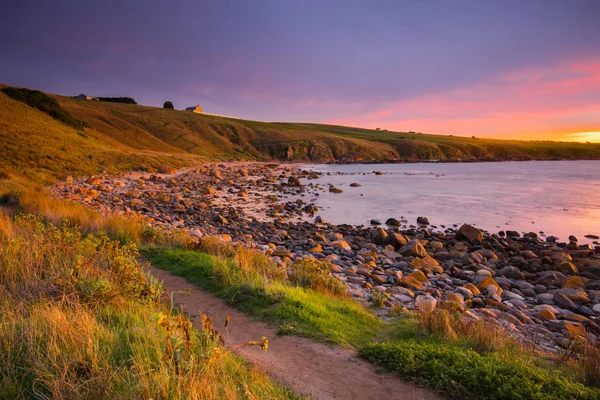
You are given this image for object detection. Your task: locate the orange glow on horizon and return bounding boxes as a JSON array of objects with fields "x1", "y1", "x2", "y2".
[
  {"x1": 324, "y1": 58, "x2": 600, "y2": 142},
  {"x1": 563, "y1": 132, "x2": 600, "y2": 143}
]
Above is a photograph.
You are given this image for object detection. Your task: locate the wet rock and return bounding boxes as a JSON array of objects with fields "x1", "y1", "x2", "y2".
[
  {"x1": 385, "y1": 218, "x2": 401, "y2": 226},
  {"x1": 455, "y1": 224, "x2": 484, "y2": 244},
  {"x1": 398, "y1": 239, "x2": 427, "y2": 258},
  {"x1": 553, "y1": 262, "x2": 579, "y2": 275},
  {"x1": 497, "y1": 266, "x2": 525, "y2": 280},
  {"x1": 385, "y1": 232, "x2": 409, "y2": 248},
  {"x1": 416, "y1": 216, "x2": 430, "y2": 225},
  {"x1": 553, "y1": 293, "x2": 577, "y2": 311},
  {"x1": 371, "y1": 228, "x2": 388, "y2": 245}
]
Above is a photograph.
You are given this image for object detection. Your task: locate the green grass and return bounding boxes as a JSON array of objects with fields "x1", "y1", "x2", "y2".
[
  {"x1": 360, "y1": 340, "x2": 600, "y2": 400},
  {"x1": 145, "y1": 249, "x2": 382, "y2": 347}
]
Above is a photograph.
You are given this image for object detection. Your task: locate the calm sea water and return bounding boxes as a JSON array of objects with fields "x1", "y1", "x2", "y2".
[{"x1": 299, "y1": 161, "x2": 600, "y2": 244}]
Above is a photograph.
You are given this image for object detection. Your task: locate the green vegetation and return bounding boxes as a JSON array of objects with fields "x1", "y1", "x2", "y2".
[
  {"x1": 164, "y1": 101, "x2": 175, "y2": 109},
  {"x1": 145, "y1": 248, "x2": 381, "y2": 347},
  {"x1": 147, "y1": 245, "x2": 600, "y2": 399},
  {"x1": 0, "y1": 215, "x2": 297, "y2": 399},
  {"x1": 2, "y1": 85, "x2": 599, "y2": 179},
  {"x1": 98, "y1": 96, "x2": 137, "y2": 104},
  {"x1": 1, "y1": 86, "x2": 86, "y2": 130},
  {"x1": 361, "y1": 340, "x2": 598, "y2": 400}
]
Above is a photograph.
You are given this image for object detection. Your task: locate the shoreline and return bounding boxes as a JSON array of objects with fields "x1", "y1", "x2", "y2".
[
  {"x1": 320, "y1": 157, "x2": 600, "y2": 165},
  {"x1": 53, "y1": 162, "x2": 600, "y2": 356}
]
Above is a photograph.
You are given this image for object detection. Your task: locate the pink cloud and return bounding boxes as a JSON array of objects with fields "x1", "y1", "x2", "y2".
[{"x1": 326, "y1": 58, "x2": 600, "y2": 140}]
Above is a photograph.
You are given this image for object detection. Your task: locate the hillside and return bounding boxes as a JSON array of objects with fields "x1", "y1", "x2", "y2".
[{"x1": 2, "y1": 85, "x2": 600, "y2": 184}]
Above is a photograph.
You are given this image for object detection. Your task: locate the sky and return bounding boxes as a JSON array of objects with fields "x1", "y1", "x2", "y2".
[{"x1": 1, "y1": 0, "x2": 599, "y2": 141}]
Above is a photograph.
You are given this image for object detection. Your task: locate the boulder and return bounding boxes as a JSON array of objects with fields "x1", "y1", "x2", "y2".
[
  {"x1": 497, "y1": 266, "x2": 525, "y2": 280},
  {"x1": 416, "y1": 216, "x2": 430, "y2": 225},
  {"x1": 415, "y1": 295, "x2": 437, "y2": 313},
  {"x1": 399, "y1": 239, "x2": 427, "y2": 258},
  {"x1": 287, "y1": 176, "x2": 302, "y2": 186},
  {"x1": 553, "y1": 292, "x2": 577, "y2": 311},
  {"x1": 385, "y1": 232, "x2": 409, "y2": 248},
  {"x1": 333, "y1": 240, "x2": 352, "y2": 251},
  {"x1": 455, "y1": 224, "x2": 484, "y2": 244},
  {"x1": 553, "y1": 262, "x2": 579, "y2": 275},
  {"x1": 157, "y1": 165, "x2": 176, "y2": 174},
  {"x1": 371, "y1": 228, "x2": 388, "y2": 245},
  {"x1": 411, "y1": 255, "x2": 443, "y2": 274},
  {"x1": 385, "y1": 218, "x2": 401, "y2": 226}
]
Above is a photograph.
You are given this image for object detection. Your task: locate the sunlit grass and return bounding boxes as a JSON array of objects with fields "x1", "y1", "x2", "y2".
[
  {"x1": 0, "y1": 215, "x2": 298, "y2": 399},
  {"x1": 145, "y1": 249, "x2": 382, "y2": 347}
]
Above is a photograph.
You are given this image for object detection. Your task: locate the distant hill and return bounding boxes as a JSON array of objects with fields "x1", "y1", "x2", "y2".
[{"x1": 1, "y1": 85, "x2": 599, "y2": 183}]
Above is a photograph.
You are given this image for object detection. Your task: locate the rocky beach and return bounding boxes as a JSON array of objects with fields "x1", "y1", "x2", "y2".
[{"x1": 53, "y1": 162, "x2": 600, "y2": 356}]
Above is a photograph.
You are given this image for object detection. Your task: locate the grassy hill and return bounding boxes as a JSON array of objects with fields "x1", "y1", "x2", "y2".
[
  {"x1": 2, "y1": 84, "x2": 599, "y2": 184},
  {"x1": 57, "y1": 93, "x2": 600, "y2": 163}
]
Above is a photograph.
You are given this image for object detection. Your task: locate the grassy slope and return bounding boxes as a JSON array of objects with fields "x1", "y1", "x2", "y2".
[
  {"x1": 56, "y1": 95, "x2": 397, "y2": 162},
  {"x1": 52, "y1": 90, "x2": 600, "y2": 163},
  {"x1": 0, "y1": 92, "x2": 194, "y2": 184},
  {"x1": 2, "y1": 85, "x2": 600, "y2": 170}
]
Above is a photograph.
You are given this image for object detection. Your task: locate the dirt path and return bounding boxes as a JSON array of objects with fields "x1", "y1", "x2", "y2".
[{"x1": 147, "y1": 265, "x2": 441, "y2": 400}]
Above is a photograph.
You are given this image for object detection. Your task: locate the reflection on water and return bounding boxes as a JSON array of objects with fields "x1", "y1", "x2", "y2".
[{"x1": 299, "y1": 161, "x2": 600, "y2": 244}]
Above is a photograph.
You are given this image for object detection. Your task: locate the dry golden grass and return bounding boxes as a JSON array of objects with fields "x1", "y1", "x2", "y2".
[
  {"x1": 0, "y1": 214, "x2": 297, "y2": 399},
  {"x1": 198, "y1": 236, "x2": 287, "y2": 281},
  {"x1": 417, "y1": 309, "x2": 521, "y2": 353}
]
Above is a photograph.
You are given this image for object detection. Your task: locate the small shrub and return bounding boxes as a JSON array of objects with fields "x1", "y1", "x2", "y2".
[
  {"x1": 288, "y1": 258, "x2": 347, "y2": 296},
  {"x1": 371, "y1": 291, "x2": 390, "y2": 308},
  {"x1": 97, "y1": 97, "x2": 137, "y2": 104},
  {"x1": 163, "y1": 101, "x2": 174, "y2": 109}
]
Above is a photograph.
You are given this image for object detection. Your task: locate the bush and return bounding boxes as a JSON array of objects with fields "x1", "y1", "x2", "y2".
[
  {"x1": 163, "y1": 101, "x2": 174, "y2": 109},
  {"x1": 97, "y1": 97, "x2": 137, "y2": 104},
  {"x1": 289, "y1": 258, "x2": 347, "y2": 296},
  {"x1": 360, "y1": 341, "x2": 600, "y2": 400},
  {"x1": 1, "y1": 86, "x2": 86, "y2": 130}
]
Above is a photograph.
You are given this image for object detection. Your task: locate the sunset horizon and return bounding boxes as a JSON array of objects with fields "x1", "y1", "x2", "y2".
[{"x1": 1, "y1": 0, "x2": 598, "y2": 143}]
